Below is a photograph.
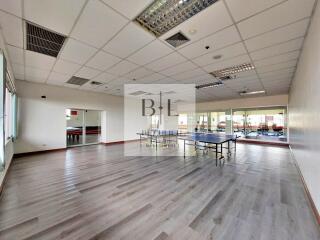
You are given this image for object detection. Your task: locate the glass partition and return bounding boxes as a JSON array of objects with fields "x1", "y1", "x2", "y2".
[
  {"x1": 210, "y1": 111, "x2": 226, "y2": 132},
  {"x1": 232, "y1": 107, "x2": 287, "y2": 142},
  {"x1": 196, "y1": 112, "x2": 208, "y2": 132},
  {"x1": 178, "y1": 114, "x2": 188, "y2": 133},
  {"x1": 0, "y1": 52, "x2": 5, "y2": 171}
]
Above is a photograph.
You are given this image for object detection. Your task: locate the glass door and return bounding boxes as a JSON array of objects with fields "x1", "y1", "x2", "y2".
[
  {"x1": 84, "y1": 110, "x2": 101, "y2": 144},
  {"x1": 66, "y1": 109, "x2": 84, "y2": 147},
  {"x1": 66, "y1": 109, "x2": 101, "y2": 147}
]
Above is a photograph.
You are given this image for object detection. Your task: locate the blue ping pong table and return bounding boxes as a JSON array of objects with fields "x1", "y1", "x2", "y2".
[{"x1": 179, "y1": 132, "x2": 238, "y2": 166}]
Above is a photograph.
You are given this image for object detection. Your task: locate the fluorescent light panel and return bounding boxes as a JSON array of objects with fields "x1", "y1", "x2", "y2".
[
  {"x1": 239, "y1": 90, "x2": 265, "y2": 96},
  {"x1": 210, "y1": 63, "x2": 255, "y2": 78},
  {"x1": 135, "y1": 0, "x2": 219, "y2": 37},
  {"x1": 196, "y1": 81, "x2": 224, "y2": 89}
]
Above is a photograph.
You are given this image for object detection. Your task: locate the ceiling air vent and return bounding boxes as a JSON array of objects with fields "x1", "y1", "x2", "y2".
[
  {"x1": 66, "y1": 76, "x2": 89, "y2": 86},
  {"x1": 26, "y1": 22, "x2": 66, "y2": 57},
  {"x1": 165, "y1": 32, "x2": 189, "y2": 48}
]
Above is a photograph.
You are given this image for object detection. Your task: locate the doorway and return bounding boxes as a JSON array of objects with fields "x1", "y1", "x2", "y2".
[{"x1": 66, "y1": 109, "x2": 101, "y2": 147}]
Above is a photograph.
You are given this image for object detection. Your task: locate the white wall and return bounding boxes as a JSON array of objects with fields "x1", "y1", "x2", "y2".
[
  {"x1": 15, "y1": 80, "x2": 127, "y2": 153},
  {"x1": 289, "y1": 1, "x2": 320, "y2": 213}
]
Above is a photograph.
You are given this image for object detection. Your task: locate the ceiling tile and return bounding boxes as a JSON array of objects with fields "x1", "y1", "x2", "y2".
[
  {"x1": 86, "y1": 51, "x2": 121, "y2": 71},
  {"x1": 160, "y1": 61, "x2": 198, "y2": 76},
  {"x1": 59, "y1": 38, "x2": 97, "y2": 65},
  {"x1": 91, "y1": 72, "x2": 116, "y2": 83},
  {"x1": 75, "y1": 66, "x2": 101, "y2": 79},
  {"x1": 102, "y1": 0, "x2": 153, "y2": 20},
  {"x1": 47, "y1": 71, "x2": 71, "y2": 84},
  {"x1": 225, "y1": 0, "x2": 284, "y2": 22},
  {"x1": 52, "y1": 59, "x2": 82, "y2": 75},
  {"x1": 0, "y1": 11, "x2": 23, "y2": 47},
  {"x1": 127, "y1": 40, "x2": 173, "y2": 65},
  {"x1": 104, "y1": 22, "x2": 155, "y2": 58},
  {"x1": 109, "y1": 77, "x2": 133, "y2": 85},
  {"x1": 172, "y1": 68, "x2": 207, "y2": 81},
  {"x1": 263, "y1": 77, "x2": 292, "y2": 84},
  {"x1": 106, "y1": 60, "x2": 139, "y2": 76},
  {"x1": 259, "y1": 67, "x2": 296, "y2": 78},
  {"x1": 237, "y1": 0, "x2": 315, "y2": 39},
  {"x1": 6, "y1": 45, "x2": 24, "y2": 65},
  {"x1": 254, "y1": 50, "x2": 300, "y2": 67},
  {"x1": 181, "y1": 74, "x2": 214, "y2": 84},
  {"x1": 152, "y1": 78, "x2": 179, "y2": 84},
  {"x1": 25, "y1": 66, "x2": 50, "y2": 83},
  {"x1": 192, "y1": 42, "x2": 247, "y2": 67},
  {"x1": 203, "y1": 54, "x2": 251, "y2": 73},
  {"x1": 178, "y1": 26, "x2": 242, "y2": 59},
  {"x1": 160, "y1": 1, "x2": 233, "y2": 43},
  {"x1": 139, "y1": 73, "x2": 166, "y2": 83},
  {"x1": 13, "y1": 73, "x2": 25, "y2": 80},
  {"x1": 256, "y1": 59, "x2": 297, "y2": 74},
  {"x1": 249, "y1": 37, "x2": 304, "y2": 60},
  {"x1": 11, "y1": 63, "x2": 24, "y2": 76},
  {"x1": 25, "y1": 50, "x2": 56, "y2": 70},
  {"x1": 0, "y1": 0, "x2": 22, "y2": 17},
  {"x1": 245, "y1": 18, "x2": 310, "y2": 52},
  {"x1": 124, "y1": 67, "x2": 153, "y2": 80},
  {"x1": 24, "y1": 0, "x2": 86, "y2": 35},
  {"x1": 146, "y1": 52, "x2": 187, "y2": 72},
  {"x1": 71, "y1": 0, "x2": 128, "y2": 48},
  {"x1": 64, "y1": 83, "x2": 80, "y2": 89}
]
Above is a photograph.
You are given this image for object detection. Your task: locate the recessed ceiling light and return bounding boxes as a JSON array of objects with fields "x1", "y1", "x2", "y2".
[
  {"x1": 135, "y1": 0, "x2": 219, "y2": 37},
  {"x1": 189, "y1": 29, "x2": 197, "y2": 35},
  {"x1": 213, "y1": 55, "x2": 222, "y2": 60}
]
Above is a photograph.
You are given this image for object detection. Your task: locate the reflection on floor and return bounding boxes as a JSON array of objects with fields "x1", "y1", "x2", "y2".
[
  {"x1": 67, "y1": 134, "x2": 100, "y2": 146},
  {"x1": 0, "y1": 143, "x2": 319, "y2": 239}
]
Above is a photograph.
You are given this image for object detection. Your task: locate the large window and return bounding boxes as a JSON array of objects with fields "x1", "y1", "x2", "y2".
[
  {"x1": 232, "y1": 107, "x2": 287, "y2": 142},
  {"x1": 0, "y1": 51, "x2": 17, "y2": 171}
]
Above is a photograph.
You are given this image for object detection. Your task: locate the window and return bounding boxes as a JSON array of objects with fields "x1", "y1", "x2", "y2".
[
  {"x1": 0, "y1": 51, "x2": 17, "y2": 171},
  {"x1": 5, "y1": 88, "x2": 12, "y2": 141}
]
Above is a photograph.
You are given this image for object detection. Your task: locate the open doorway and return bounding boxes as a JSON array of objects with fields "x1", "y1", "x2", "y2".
[{"x1": 66, "y1": 109, "x2": 101, "y2": 147}]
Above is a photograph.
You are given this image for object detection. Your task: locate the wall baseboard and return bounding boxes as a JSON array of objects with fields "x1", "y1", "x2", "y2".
[
  {"x1": 14, "y1": 148, "x2": 67, "y2": 158},
  {"x1": 289, "y1": 146, "x2": 320, "y2": 226},
  {"x1": 104, "y1": 139, "x2": 140, "y2": 145}
]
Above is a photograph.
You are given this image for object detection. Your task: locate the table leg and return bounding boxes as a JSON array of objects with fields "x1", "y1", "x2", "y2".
[
  {"x1": 215, "y1": 143, "x2": 218, "y2": 166},
  {"x1": 183, "y1": 139, "x2": 185, "y2": 159}
]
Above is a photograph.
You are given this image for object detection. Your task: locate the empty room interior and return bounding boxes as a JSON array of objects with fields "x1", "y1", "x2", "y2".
[{"x1": 0, "y1": 0, "x2": 320, "y2": 239}]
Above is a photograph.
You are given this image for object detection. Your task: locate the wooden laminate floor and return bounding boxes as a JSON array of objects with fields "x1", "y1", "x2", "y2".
[{"x1": 0, "y1": 142, "x2": 319, "y2": 240}]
